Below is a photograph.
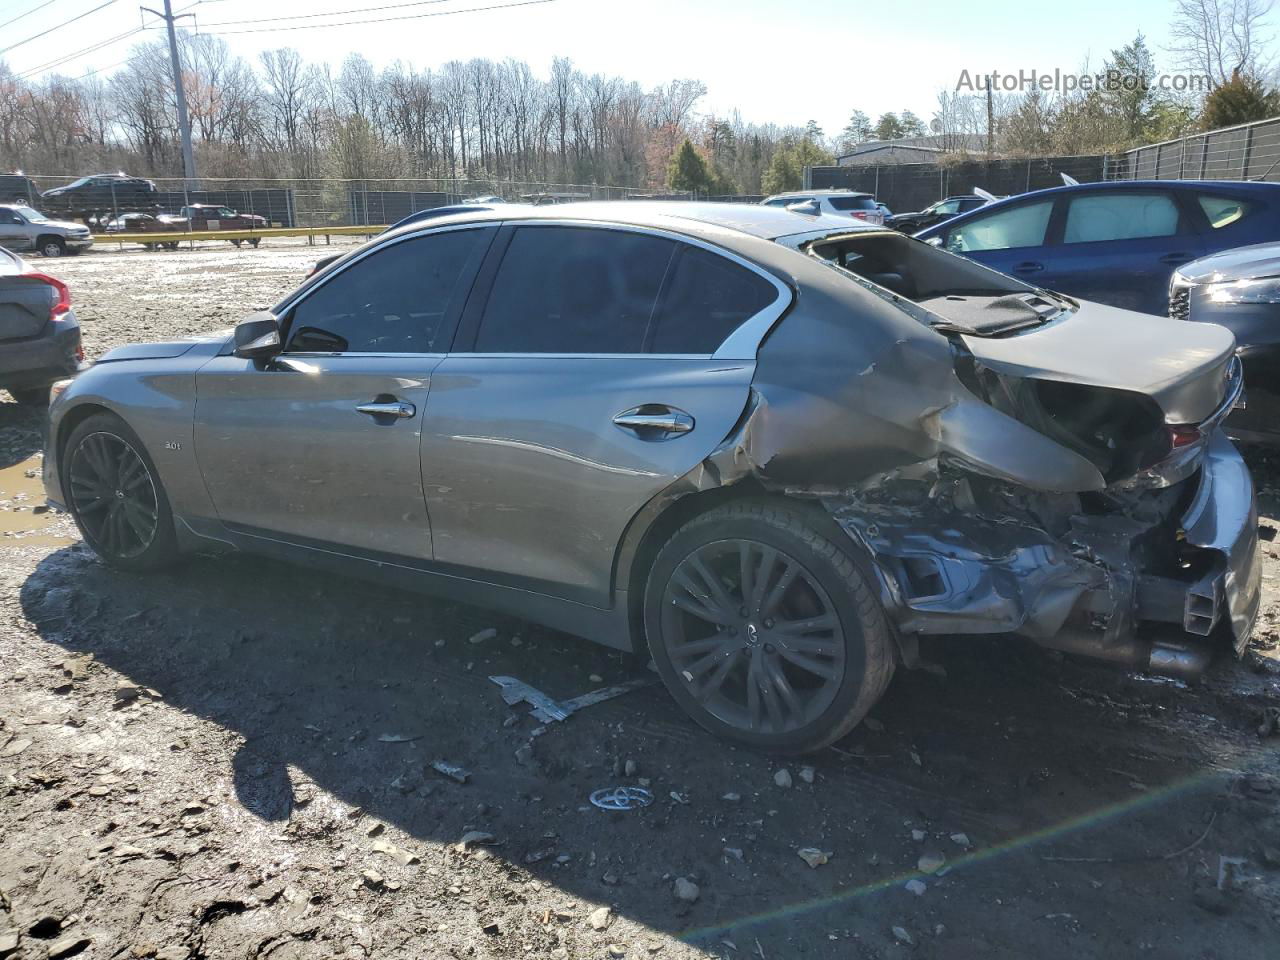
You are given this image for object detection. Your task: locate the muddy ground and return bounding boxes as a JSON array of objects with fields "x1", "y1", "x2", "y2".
[{"x1": 2, "y1": 239, "x2": 1280, "y2": 960}]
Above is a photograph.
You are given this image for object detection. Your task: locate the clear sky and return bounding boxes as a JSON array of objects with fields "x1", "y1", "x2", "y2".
[{"x1": 0, "y1": 0, "x2": 1227, "y2": 135}]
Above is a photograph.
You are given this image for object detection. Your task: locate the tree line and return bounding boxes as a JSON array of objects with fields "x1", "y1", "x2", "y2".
[{"x1": 0, "y1": 33, "x2": 829, "y2": 195}]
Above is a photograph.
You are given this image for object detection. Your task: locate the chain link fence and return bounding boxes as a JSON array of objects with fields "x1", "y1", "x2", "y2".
[
  {"x1": 9, "y1": 175, "x2": 764, "y2": 231},
  {"x1": 1108, "y1": 116, "x2": 1280, "y2": 182}
]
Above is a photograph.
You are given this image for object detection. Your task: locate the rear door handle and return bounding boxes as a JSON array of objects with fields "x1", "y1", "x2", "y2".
[
  {"x1": 613, "y1": 406, "x2": 694, "y2": 439},
  {"x1": 1012, "y1": 261, "x2": 1044, "y2": 274},
  {"x1": 1159, "y1": 252, "x2": 1191, "y2": 265},
  {"x1": 356, "y1": 400, "x2": 416, "y2": 419}
]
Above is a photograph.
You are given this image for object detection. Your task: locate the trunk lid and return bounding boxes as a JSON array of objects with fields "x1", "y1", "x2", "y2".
[
  {"x1": 0, "y1": 270, "x2": 56, "y2": 341},
  {"x1": 960, "y1": 301, "x2": 1235, "y2": 424}
]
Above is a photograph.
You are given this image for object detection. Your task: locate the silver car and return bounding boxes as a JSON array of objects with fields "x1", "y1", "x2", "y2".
[
  {"x1": 42, "y1": 203, "x2": 1260, "y2": 753},
  {"x1": 0, "y1": 204, "x2": 93, "y2": 257}
]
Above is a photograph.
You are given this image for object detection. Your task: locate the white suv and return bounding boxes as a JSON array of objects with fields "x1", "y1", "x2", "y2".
[{"x1": 760, "y1": 190, "x2": 885, "y2": 225}]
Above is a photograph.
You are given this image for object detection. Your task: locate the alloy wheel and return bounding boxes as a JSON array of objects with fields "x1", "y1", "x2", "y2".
[
  {"x1": 68, "y1": 431, "x2": 160, "y2": 559},
  {"x1": 660, "y1": 538, "x2": 847, "y2": 735}
]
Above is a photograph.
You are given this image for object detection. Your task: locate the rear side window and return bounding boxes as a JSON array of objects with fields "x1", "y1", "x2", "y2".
[
  {"x1": 946, "y1": 199, "x2": 1053, "y2": 252},
  {"x1": 1063, "y1": 192, "x2": 1180, "y2": 243},
  {"x1": 476, "y1": 226, "x2": 675, "y2": 353},
  {"x1": 827, "y1": 195, "x2": 875, "y2": 211},
  {"x1": 1197, "y1": 194, "x2": 1254, "y2": 228},
  {"x1": 286, "y1": 228, "x2": 487, "y2": 353},
  {"x1": 648, "y1": 246, "x2": 778, "y2": 353}
]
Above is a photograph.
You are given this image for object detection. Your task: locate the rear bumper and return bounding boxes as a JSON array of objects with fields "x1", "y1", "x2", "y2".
[
  {"x1": 826, "y1": 428, "x2": 1260, "y2": 674},
  {"x1": 0, "y1": 318, "x2": 82, "y2": 390}
]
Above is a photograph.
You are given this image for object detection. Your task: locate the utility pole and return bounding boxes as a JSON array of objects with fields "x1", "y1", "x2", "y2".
[{"x1": 143, "y1": 0, "x2": 196, "y2": 184}]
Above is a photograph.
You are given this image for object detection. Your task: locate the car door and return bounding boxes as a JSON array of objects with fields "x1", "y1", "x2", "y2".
[
  {"x1": 0, "y1": 209, "x2": 30, "y2": 251},
  {"x1": 193, "y1": 224, "x2": 494, "y2": 559},
  {"x1": 419, "y1": 221, "x2": 787, "y2": 606},
  {"x1": 940, "y1": 197, "x2": 1060, "y2": 286},
  {"x1": 1050, "y1": 188, "x2": 1203, "y2": 314}
]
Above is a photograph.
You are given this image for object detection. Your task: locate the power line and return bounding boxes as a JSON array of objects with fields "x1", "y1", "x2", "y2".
[
  {"x1": 201, "y1": 0, "x2": 459, "y2": 27},
  {"x1": 0, "y1": 0, "x2": 120, "y2": 56},
  {"x1": 202, "y1": 0, "x2": 555, "y2": 35},
  {"x1": 0, "y1": 0, "x2": 59, "y2": 32},
  {"x1": 15, "y1": 25, "x2": 145, "y2": 79}
]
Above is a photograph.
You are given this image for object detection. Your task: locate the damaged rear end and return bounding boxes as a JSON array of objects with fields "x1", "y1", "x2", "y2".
[{"x1": 747, "y1": 229, "x2": 1261, "y2": 678}]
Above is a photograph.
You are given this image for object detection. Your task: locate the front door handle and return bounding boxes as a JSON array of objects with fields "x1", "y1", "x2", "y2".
[
  {"x1": 1012, "y1": 261, "x2": 1044, "y2": 274},
  {"x1": 613, "y1": 406, "x2": 695, "y2": 439},
  {"x1": 1159, "y1": 252, "x2": 1191, "y2": 265},
  {"x1": 356, "y1": 399, "x2": 416, "y2": 419}
]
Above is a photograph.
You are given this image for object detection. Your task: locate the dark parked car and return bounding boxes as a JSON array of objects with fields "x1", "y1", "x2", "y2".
[
  {"x1": 917, "y1": 179, "x2": 1280, "y2": 316},
  {"x1": 43, "y1": 203, "x2": 1258, "y2": 752},
  {"x1": 1170, "y1": 241, "x2": 1280, "y2": 443},
  {"x1": 887, "y1": 195, "x2": 988, "y2": 232},
  {"x1": 40, "y1": 174, "x2": 159, "y2": 220},
  {"x1": 0, "y1": 247, "x2": 83, "y2": 405},
  {"x1": 0, "y1": 174, "x2": 39, "y2": 205}
]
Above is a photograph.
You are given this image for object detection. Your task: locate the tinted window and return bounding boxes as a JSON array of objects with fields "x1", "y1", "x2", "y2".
[
  {"x1": 946, "y1": 200, "x2": 1053, "y2": 252},
  {"x1": 649, "y1": 246, "x2": 777, "y2": 353},
  {"x1": 1197, "y1": 194, "x2": 1253, "y2": 228},
  {"x1": 827, "y1": 195, "x2": 876, "y2": 211},
  {"x1": 1063, "y1": 192, "x2": 1180, "y2": 243},
  {"x1": 286, "y1": 229, "x2": 485, "y2": 353},
  {"x1": 933, "y1": 199, "x2": 962, "y2": 215},
  {"x1": 0, "y1": 210, "x2": 20, "y2": 225},
  {"x1": 476, "y1": 226, "x2": 675, "y2": 353}
]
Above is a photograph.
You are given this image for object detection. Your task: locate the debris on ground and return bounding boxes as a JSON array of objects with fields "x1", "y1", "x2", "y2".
[
  {"x1": 797, "y1": 848, "x2": 831, "y2": 868},
  {"x1": 589, "y1": 906, "x2": 613, "y2": 930},
  {"x1": 673, "y1": 877, "x2": 700, "y2": 903},
  {"x1": 773, "y1": 769, "x2": 793, "y2": 789},
  {"x1": 431, "y1": 759, "x2": 470, "y2": 783},
  {"x1": 918, "y1": 851, "x2": 946, "y2": 874},
  {"x1": 590, "y1": 787, "x2": 654, "y2": 811},
  {"x1": 468, "y1": 627, "x2": 498, "y2": 644},
  {"x1": 489, "y1": 674, "x2": 655, "y2": 723},
  {"x1": 905, "y1": 878, "x2": 927, "y2": 896}
]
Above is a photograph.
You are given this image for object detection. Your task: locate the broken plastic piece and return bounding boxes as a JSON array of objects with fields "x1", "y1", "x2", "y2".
[
  {"x1": 431, "y1": 760, "x2": 470, "y2": 783},
  {"x1": 590, "y1": 786, "x2": 654, "y2": 811},
  {"x1": 488, "y1": 675, "x2": 654, "y2": 724}
]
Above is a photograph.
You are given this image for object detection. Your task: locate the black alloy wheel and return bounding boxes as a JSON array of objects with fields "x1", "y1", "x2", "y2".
[{"x1": 67, "y1": 430, "x2": 160, "y2": 560}]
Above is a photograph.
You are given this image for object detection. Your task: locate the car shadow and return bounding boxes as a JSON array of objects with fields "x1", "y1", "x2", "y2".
[
  {"x1": 17, "y1": 542, "x2": 1276, "y2": 955},
  {"x1": 0, "y1": 398, "x2": 45, "y2": 470}
]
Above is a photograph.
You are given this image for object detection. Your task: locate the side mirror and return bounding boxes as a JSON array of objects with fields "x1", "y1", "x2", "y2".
[{"x1": 233, "y1": 311, "x2": 282, "y2": 360}]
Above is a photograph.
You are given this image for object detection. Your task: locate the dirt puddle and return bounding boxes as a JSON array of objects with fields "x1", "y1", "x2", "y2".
[{"x1": 0, "y1": 454, "x2": 74, "y2": 548}]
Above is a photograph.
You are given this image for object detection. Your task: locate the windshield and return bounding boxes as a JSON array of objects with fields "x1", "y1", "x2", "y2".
[{"x1": 15, "y1": 206, "x2": 47, "y2": 222}]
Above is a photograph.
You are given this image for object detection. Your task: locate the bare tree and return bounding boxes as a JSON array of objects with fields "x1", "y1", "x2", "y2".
[{"x1": 1169, "y1": 0, "x2": 1275, "y2": 86}]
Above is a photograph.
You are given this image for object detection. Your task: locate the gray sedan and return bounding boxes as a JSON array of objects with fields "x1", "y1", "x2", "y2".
[{"x1": 42, "y1": 203, "x2": 1260, "y2": 752}]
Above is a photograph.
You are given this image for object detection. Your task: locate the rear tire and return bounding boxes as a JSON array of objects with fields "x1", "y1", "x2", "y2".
[
  {"x1": 61, "y1": 412, "x2": 179, "y2": 572},
  {"x1": 39, "y1": 236, "x2": 66, "y2": 258},
  {"x1": 644, "y1": 499, "x2": 895, "y2": 754},
  {"x1": 249, "y1": 238, "x2": 260, "y2": 248}
]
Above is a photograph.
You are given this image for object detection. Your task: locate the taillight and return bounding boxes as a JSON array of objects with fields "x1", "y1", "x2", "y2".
[
  {"x1": 1168, "y1": 424, "x2": 1202, "y2": 448},
  {"x1": 25, "y1": 272, "x2": 71, "y2": 320},
  {"x1": 852, "y1": 211, "x2": 869, "y2": 220}
]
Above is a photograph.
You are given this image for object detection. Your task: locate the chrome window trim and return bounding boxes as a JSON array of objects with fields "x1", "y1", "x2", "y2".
[{"x1": 279, "y1": 216, "x2": 793, "y2": 361}]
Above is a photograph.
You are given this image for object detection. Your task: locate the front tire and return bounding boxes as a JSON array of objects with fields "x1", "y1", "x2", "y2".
[
  {"x1": 62, "y1": 412, "x2": 179, "y2": 571},
  {"x1": 644, "y1": 500, "x2": 895, "y2": 754},
  {"x1": 39, "y1": 236, "x2": 66, "y2": 258}
]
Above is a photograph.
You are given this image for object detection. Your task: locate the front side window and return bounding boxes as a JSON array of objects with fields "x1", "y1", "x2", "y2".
[
  {"x1": 1062, "y1": 192, "x2": 1180, "y2": 243},
  {"x1": 475, "y1": 226, "x2": 675, "y2": 354},
  {"x1": 14, "y1": 206, "x2": 44, "y2": 223},
  {"x1": 932, "y1": 199, "x2": 962, "y2": 215},
  {"x1": 1197, "y1": 194, "x2": 1254, "y2": 229},
  {"x1": 286, "y1": 229, "x2": 486, "y2": 353},
  {"x1": 0, "y1": 210, "x2": 20, "y2": 225},
  {"x1": 946, "y1": 200, "x2": 1053, "y2": 253}
]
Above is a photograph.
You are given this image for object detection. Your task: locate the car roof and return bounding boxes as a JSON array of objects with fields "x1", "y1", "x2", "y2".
[
  {"x1": 916, "y1": 178, "x2": 1280, "y2": 236},
  {"x1": 764, "y1": 190, "x2": 872, "y2": 199},
  {"x1": 382, "y1": 200, "x2": 877, "y2": 243}
]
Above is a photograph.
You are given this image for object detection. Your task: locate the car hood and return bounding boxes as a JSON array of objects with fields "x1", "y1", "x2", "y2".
[
  {"x1": 96, "y1": 331, "x2": 232, "y2": 364},
  {"x1": 961, "y1": 300, "x2": 1236, "y2": 423},
  {"x1": 1178, "y1": 241, "x2": 1280, "y2": 283},
  {"x1": 37, "y1": 218, "x2": 88, "y2": 232}
]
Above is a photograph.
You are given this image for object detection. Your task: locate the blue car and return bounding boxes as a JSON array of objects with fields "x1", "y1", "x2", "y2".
[{"x1": 916, "y1": 180, "x2": 1280, "y2": 316}]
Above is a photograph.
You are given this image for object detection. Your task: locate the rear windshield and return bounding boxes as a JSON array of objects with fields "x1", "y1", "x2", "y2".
[
  {"x1": 826, "y1": 195, "x2": 876, "y2": 211},
  {"x1": 804, "y1": 230, "x2": 1065, "y2": 335}
]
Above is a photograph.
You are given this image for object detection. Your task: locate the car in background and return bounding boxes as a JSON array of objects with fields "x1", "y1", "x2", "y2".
[
  {"x1": 43, "y1": 202, "x2": 1258, "y2": 752},
  {"x1": 40, "y1": 174, "x2": 159, "y2": 220},
  {"x1": 875, "y1": 201, "x2": 892, "y2": 220},
  {"x1": 0, "y1": 174, "x2": 39, "y2": 205},
  {"x1": 760, "y1": 190, "x2": 885, "y2": 225},
  {"x1": 461, "y1": 195, "x2": 505, "y2": 204},
  {"x1": 916, "y1": 179, "x2": 1280, "y2": 316},
  {"x1": 0, "y1": 247, "x2": 84, "y2": 405},
  {"x1": 1170, "y1": 241, "x2": 1280, "y2": 443},
  {"x1": 0, "y1": 204, "x2": 94, "y2": 258},
  {"x1": 174, "y1": 205, "x2": 269, "y2": 247},
  {"x1": 887, "y1": 195, "x2": 989, "y2": 233}
]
